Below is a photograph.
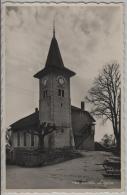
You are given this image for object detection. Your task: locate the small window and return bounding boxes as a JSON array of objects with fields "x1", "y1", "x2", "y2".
[
  {"x1": 43, "y1": 90, "x2": 48, "y2": 98},
  {"x1": 58, "y1": 89, "x2": 61, "y2": 96},
  {"x1": 58, "y1": 89, "x2": 64, "y2": 97},
  {"x1": 17, "y1": 131, "x2": 20, "y2": 146},
  {"x1": 62, "y1": 90, "x2": 64, "y2": 97},
  {"x1": 31, "y1": 133, "x2": 34, "y2": 147},
  {"x1": 24, "y1": 132, "x2": 26, "y2": 146}
]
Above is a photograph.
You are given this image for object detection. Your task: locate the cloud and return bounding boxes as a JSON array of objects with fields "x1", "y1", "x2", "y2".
[
  {"x1": 6, "y1": 6, "x2": 19, "y2": 15},
  {"x1": 5, "y1": 4, "x2": 123, "y2": 141}
]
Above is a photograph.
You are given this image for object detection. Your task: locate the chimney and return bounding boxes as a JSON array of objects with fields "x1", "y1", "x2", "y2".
[
  {"x1": 35, "y1": 107, "x2": 38, "y2": 112},
  {"x1": 81, "y1": 101, "x2": 85, "y2": 111}
]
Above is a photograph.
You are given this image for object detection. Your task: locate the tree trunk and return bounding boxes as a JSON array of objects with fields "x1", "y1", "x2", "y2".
[
  {"x1": 116, "y1": 132, "x2": 121, "y2": 152},
  {"x1": 113, "y1": 126, "x2": 120, "y2": 153}
]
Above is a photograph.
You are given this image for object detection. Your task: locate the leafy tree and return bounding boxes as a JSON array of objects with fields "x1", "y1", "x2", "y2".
[
  {"x1": 101, "y1": 134, "x2": 114, "y2": 147},
  {"x1": 86, "y1": 63, "x2": 121, "y2": 149}
]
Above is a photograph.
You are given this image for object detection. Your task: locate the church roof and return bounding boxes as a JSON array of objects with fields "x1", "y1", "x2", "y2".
[
  {"x1": 10, "y1": 106, "x2": 95, "y2": 131},
  {"x1": 71, "y1": 106, "x2": 95, "y2": 122},
  {"x1": 34, "y1": 33, "x2": 75, "y2": 78},
  {"x1": 10, "y1": 110, "x2": 39, "y2": 131}
]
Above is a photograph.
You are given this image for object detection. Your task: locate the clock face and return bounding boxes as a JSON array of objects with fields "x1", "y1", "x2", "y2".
[
  {"x1": 42, "y1": 78, "x2": 47, "y2": 86},
  {"x1": 57, "y1": 76, "x2": 65, "y2": 85}
]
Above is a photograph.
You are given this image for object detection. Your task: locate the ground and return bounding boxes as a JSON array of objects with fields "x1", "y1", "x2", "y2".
[{"x1": 6, "y1": 151, "x2": 121, "y2": 189}]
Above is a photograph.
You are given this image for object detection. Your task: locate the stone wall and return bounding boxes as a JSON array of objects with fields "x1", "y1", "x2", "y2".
[
  {"x1": 72, "y1": 110, "x2": 93, "y2": 134},
  {"x1": 52, "y1": 72, "x2": 71, "y2": 127},
  {"x1": 79, "y1": 134, "x2": 95, "y2": 151},
  {"x1": 39, "y1": 72, "x2": 72, "y2": 127},
  {"x1": 10, "y1": 148, "x2": 82, "y2": 167},
  {"x1": 71, "y1": 110, "x2": 95, "y2": 150},
  {"x1": 44, "y1": 127, "x2": 74, "y2": 149},
  {"x1": 39, "y1": 71, "x2": 74, "y2": 148}
]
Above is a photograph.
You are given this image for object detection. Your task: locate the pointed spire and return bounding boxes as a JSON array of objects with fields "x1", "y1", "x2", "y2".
[
  {"x1": 45, "y1": 34, "x2": 64, "y2": 68},
  {"x1": 33, "y1": 20, "x2": 76, "y2": 79},
  {"x1": 53, "y1": 17, "x2": 55, "y2": 38}
]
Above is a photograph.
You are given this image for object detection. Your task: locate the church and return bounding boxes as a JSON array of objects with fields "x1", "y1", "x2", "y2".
[{"x1": 9, "y1": 28, "x2": 95, "y2": 151}]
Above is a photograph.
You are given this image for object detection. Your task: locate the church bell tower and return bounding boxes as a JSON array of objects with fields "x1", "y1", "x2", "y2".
[{"x1": 34, "y1": 26, "x2": 76, "y2": 148}]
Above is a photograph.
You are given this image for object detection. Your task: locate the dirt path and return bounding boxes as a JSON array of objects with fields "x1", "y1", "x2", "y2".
[{"x1": 6, "y1": 151, "x2": 121, "y2": 189}]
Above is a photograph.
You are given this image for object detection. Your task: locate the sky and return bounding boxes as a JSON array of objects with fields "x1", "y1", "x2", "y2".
[{"x1": 5, "y1": 4, "x2": 123, "y2": 141}]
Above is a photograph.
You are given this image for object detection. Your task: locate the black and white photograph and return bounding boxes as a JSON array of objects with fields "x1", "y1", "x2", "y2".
[{"x1": 3, "y1": 2, "x2": 124, "y2": 191}]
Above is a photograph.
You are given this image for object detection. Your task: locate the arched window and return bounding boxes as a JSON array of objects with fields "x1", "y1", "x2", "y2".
[
  {"x1": 31, "y1": 133, "x2": 34, "y2": 147},
  {"x1": 62, "y1": 90, "x2": 64, "y2": 97},
  {"x1": 17, "y1": 131, "x2": 20, "y2": 146},
  {"x1": 24, "y1": 132, "x2": 26, "y2": 146},
  {"x1": 58, "y1": 89, "x2": 64, "y2": 97},
  {"x1": 58, "y1": 89, "x2": 61, "y2": 96},
  {"x1": 43, "y1": 90, "x2": 48, "y2": 98}
]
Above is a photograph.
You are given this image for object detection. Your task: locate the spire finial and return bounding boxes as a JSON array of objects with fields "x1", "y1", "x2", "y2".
[{"x1": 53, "y1": 17, "x2": 55, "y2": 38}]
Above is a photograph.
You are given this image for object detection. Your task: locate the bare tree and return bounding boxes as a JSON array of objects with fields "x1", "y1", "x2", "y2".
[
  {"x1": 28, "y1": 122, "x2": 56, "y2": 149},
  {"x1": 6, "y1": 127, "x2": 12, "y2": 148},
  {"x1": 37, "y1": 122, "x2": 56, "y2": 148},
  {"x1": 86, "y1": 63, "x2": 121, "y2": 149}
]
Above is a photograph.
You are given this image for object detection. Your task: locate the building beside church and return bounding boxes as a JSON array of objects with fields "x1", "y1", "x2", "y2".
[{"x1": 9, "y1": 28, "x2": 95, "y2": 151}]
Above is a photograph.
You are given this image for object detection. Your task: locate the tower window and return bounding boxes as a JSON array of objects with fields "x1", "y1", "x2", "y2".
[
  {"x1": 58, "y1": 89, "x2": 64, "y2": 97},
  {"x1": 62, "y1": 90, "x2": 64, "y2": 97},
  {"x1": 43, "y1": 90, "x2": 48, "y2": 98},
  {"x1": 58, "y1": 89, "x2": 61, "y2": 96}
]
